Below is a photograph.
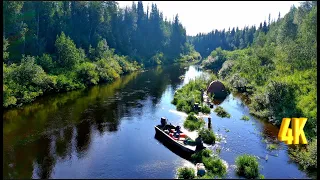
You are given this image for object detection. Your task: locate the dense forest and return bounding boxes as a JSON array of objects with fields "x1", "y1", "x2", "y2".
[
  {"x1": 197, "y1": 1, "x2": 317, "y2": 174},
  {"x1": 3, "y1": 1, "x2": 200, "y2": 108},
  {"x1": 189, "y1": 13, "x2": 281, "y2": 58}
]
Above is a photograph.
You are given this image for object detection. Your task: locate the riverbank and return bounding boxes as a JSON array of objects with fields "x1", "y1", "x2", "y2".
[
  {"x1": 199, "y1": 44, "x2": 317, "y2": 177},
  {"x1": 3, "y1": 65, "x2": 310, "y2": 179}
]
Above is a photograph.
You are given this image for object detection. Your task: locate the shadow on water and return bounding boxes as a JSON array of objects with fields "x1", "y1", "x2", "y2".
[{"x1": 154, "y1": 133, "x2": 193, "y2": 162}]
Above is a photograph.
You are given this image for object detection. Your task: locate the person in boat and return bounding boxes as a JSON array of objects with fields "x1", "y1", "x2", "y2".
[
  {"x1": 174, "y1": 126, "x2": 182, "y2": 138},
  {"x1": 195, "y1": 134, "x2": 204, "y2": 151},
  {"x1": 161, "y1": 117, "x2": 167, "y2": 129}
]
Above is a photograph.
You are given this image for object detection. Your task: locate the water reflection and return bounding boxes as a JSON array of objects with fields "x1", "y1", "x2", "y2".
[
  {"x1": 3, "y1": 64, "x2": 189, "y2": 179},
  {"x1": 3, "y1": 64, "x2": 308, "y2": 179}
]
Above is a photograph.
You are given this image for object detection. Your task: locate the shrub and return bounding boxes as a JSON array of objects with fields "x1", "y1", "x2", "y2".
[
  {"x1": 202, "y1": 47, "x2": 227, "y2": 71},
  {"x1": 56, "y1": 74, "x2": 83, "y2": 92},
  {"x1": 191, "y1": 149, "x2": 213, "y2": 163},
  {"x1": 235, "y1": 154, "x2": 260, "y2": 179},
  {"x1": 288, "y1": 139, "x2": 317, "y2": 171},
  {"x1": 214, "y1": 106, "x2": 231, "y2": 118},
  {"x1": 76, "y1": 62, "x2": 99, "y2": 85},
  {"x1": 36, "y1": 53, "x2": 55, "y2": 73},
  {"x1": 218, "y1": 60, "x2": 234, "y2": 79},
  {"x1": 177, "y1": 167, "x2": 195, "y2": 179},
  {"x1": 198, "y1": 128, "x2": 216, "y2": 145},
  {"x1": 201, "y1": 105, "x2": 211, "y2": 114},
  {"x1": 203, "y1": 156, "x2": 227, "y2": 177},
  {"x1": 184, "y1": 113, "x2": 205, "y2": 131},
  {"x1": 95, "y1": 59, "x2": 120, "y2": 82}
]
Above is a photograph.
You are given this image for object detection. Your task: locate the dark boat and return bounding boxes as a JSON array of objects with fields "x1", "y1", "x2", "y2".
[{"x1": 154, "y1": 118, "x2": 205, "y2": 157}]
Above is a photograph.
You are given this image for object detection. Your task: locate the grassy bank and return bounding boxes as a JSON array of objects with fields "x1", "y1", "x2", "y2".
[{"x1": 199, "y1": 4, "x2": 317, "y2": 175}]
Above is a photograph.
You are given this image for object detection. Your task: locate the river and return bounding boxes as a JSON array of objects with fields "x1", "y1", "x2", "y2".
[{"x1": 3, "y1": 64, "x2": 309, "y2": 179}]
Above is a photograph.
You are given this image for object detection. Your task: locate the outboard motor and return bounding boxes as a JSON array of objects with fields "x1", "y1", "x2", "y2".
[{"x1": 160, "y1": 117, "x2": 167, "y2": 127}]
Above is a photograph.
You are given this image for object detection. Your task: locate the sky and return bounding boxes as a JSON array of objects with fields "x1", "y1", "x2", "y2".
[{"x1": 117, "y1": 1, "x2": 302, "y2": 36}]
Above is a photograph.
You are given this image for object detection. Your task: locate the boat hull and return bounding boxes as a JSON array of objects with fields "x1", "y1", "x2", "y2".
[{"x1": 154, "y1": 125, "x2": 196, "y2": 156}]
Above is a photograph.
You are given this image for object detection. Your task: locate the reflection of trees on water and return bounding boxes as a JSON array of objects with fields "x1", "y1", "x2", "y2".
[
  {"x1": 76, "y1": 119, "x2": 92, "y2": 158},
  {"x1": 55, "y1": 126, "x2": 73, "y2": 160},
  {"x1": 3, "y1": 65, "x2": 189, "y2": 178}
]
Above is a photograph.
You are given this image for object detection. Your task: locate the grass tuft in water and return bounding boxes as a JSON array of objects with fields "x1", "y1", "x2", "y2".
[
  {"x1": 241, "y1": 115, "x2": 250, "y2": 121},
  {"x1": 214, "y1": 106, "x2": 231, "y2": 118},
  {"x1": 177, "y1": 167, "x2": 195, "y2": 179},
  {"x1": 198, "y1": 128, "x2": 216, "y2": 145},
  {"x1": 235, "y1": 154, "x2": 260, "y2": 179},
  {"x1": 267, "y1": 143, "x2": 279, "y2": 150},
  {"x1": 202, "y1": 156, "x2": 227, "y2": 178}
]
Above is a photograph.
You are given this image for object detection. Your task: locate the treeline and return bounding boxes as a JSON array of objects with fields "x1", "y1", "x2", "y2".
[
  {"x1": 189, "y1": 12, "x2": 283, "y2": 58},
  {"x1": 199, "y1": 1, "x2": 317, "y2": 174},
  {"x1": 4, "y1": 1, "x2": 193, "y2": 66},
  {"x1": 3, "y1": 1, "x2": 198, "y2": 108}
]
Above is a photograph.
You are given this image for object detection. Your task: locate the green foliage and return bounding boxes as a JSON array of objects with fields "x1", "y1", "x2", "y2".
[
  {"x1": 177, "y1": 167, "x2": 195, "y2": 179},
  {"x1": 202, "y1": 47, "x2": 227, "y2": 70},
  {"x1": 3, "y1": 37, "x2": 9, "y2": 61},
  {"x1": 172, "y1": 77, "x2": 213, "y2": 114},
  {"x1": 76, "y1": 62, "x2": 99, "y2": 85},
  {"x1": 198, "y1": 128, "x2": 216, "y2": 145},
  {"x1": 202, "y1": 156, "x2": 227, "y2": 177},
  {"x1": 197, "y1": 3, "x2": 317, "y2": 158},
  {"x1": 288, "y1": 139, "x2": 317, "y2": 171},
  {"x1": 218, "y1": 60, "x2": 234, "y2": 79},
  {"x1": 191, "y1": 149, "x2": 213, "y2": 163},
  {"x1": 241, "y1": 115, "x2": 250, "y2": 121},
  {"x1": 214, "y1": 106, "x2": 231, "y2": 118},
  {"x1": 55, "y1": 32, "x2": 82, "y2": 69},
  {"x1": 178, "y1": 43, "x2": 202, "y2": 63},
  {"x1": 149, "y1": 52, "x2": 165, "y2": 66},
  {"x1": 190, "y1": 148, "x2": 227, "y2": 178},
  {"x1": 267, "y1": 143, "x2": 279, "y2": 150},
  {"x1": 55, "y1": 73, "x2": 83, "y2": 92},
  {"x1": 259, "y1": 174, "x2": 265, "y2": 179},
  {"x1": 184, "y1": 113, "x2": 205, "y2": 131},
  {"x1": 235, "y1": 154, "x2": 260, "y2": 179},
  {"x1": 3, "y1": 56, "x2": 57, "y2": 107},
  {"x1": 3, "y1": 34, "x2": 138, "y2": 108},
  {"x1": 36, "y1": 53, "x2": 55, "y2": 73},
  {"x1": 201, "y1": 105, "x2": 211, "y2": 114}
]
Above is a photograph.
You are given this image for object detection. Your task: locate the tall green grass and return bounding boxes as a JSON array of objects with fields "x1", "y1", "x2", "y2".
[
  {"x1": 177, "y1": 167, "x2": 195, "y2": 179},
  {"x1": 235, "y1": 154, "x2": 260, "y2": 179},
  {"x1": 198, "y1": 128, "x2": 216, "y2": 145},
  {"x1": 183, "y1": 113, "x2": 205, "y2": 131},
  {"x1": 214, "y1": 106, "x2": 231, "y2": 118}
]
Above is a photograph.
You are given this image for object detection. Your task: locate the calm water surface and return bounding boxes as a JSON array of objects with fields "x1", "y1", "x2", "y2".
[{"x1": 3, "y1": 64, "x2": 309, "y2": 179}]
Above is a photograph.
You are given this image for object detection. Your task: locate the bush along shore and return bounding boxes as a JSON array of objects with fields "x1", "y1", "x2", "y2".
[{"x1": 199, "y1": 3, "x2": 317, "y2": 177}]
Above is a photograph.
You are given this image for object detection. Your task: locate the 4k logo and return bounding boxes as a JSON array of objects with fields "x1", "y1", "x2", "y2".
[{"x1": 278, "y1": 118, "x2": 308, "y2": 145}]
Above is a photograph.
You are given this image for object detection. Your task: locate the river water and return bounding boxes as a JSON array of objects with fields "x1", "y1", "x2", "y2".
[{"x1": 3, "y1": 64, "x2": 309, "y2": 179}]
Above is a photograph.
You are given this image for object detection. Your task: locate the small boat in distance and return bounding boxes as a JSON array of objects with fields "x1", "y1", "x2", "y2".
[{"x1": 155, "y1": 117, "x2": 205, "y2": 157}]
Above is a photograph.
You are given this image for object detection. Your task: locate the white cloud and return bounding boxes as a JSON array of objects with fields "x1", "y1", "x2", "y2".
[{"x1": 117, "y1": 1, "x2": 302, "y2": 36}]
